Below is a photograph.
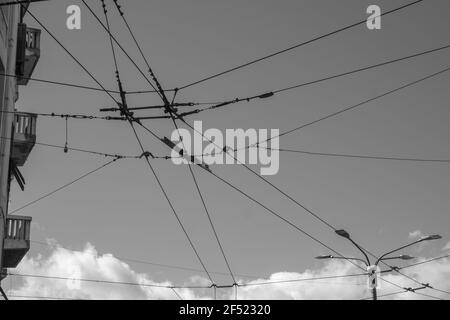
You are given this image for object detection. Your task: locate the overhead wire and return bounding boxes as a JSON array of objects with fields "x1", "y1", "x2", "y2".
[
  {"x1": 30, "y1": 239, "x2": 260, "y2": 279},
  {"x1": 7, "y1": 270, "x2": 372, "y2": 291},
  {"x1": 252, "y1": 66, "x2": 450, "y2": 148},
  {"x1": 179, "y1": 44, "x2": 450, "y2": 117},
  {"x1": 176, "y1": 0, "x2": 426, "y2": 91},
  {"x1": 172, "y1": 116, "x2": 237, "y2": 284},
  {"x1": 111, "y1": 0, "x2": 171, "y2": 107},
  {"x1": 187, "y1": 65, "x2": 450, "y2": 163},
  {"x1": 111, "y1": 0, "x2": 237, "y2": 285},
  {"x1": 22, "y1": 0, "x2": 444, "y2": 298},
  {"x1": 397, "y1": 254, "x2": 450, "y2": 270},
  {"x1": 170, "y1": 69, "x2": 450, "y2": 298},
  {"x1": 0, "y1": 135, "x2": 173, "y2": 160},
  {"x1": 98, "y1": 0, "x2": 216, "y2": 286},
  {"x1": 258, "y1": 147, "x2": 450, "y2": 164},
  {"x1": 9, "y1": 157, "x2": 122, "y2": 215},
  {"x1": 80, "y1": 0, "x2": 166, "y2": 103}
]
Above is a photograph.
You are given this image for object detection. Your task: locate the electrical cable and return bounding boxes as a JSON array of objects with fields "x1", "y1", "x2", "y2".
[
  {"x1": 179, "y1": 44, "x2": 450, "y2": 117},
  {"x1": 9, "y1": 157, "x2": 121, "y2": 214},
  {"x1": 81, "y1": 0, "x2": 165, "y2": 103},
  {"x1": 0, "y1": 135, "x2": 156, "y2": 159},
  {"x1": 98, "y1": 0, "x2": 217, "y2": 287},
  {"x1": 171, "y1": 117, "x2": 237, "y2": 284},
  {"x1": 30, "y1": 239, "x2": 260, "y2": 279},
  {"x1": 259, "y1": 147, "x2": 450, "y2": 163},
  {"x1": 177, "y1": 0, "x2": 426, "y2": 90}
]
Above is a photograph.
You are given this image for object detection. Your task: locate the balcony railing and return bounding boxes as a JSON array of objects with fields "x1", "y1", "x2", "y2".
[
  {"x1": 11, "y1": 112, "x2": 36, "y2": 167},
  {"x1": 3, "y1": 215, "x2": 32, "y2": 268},
  {"x1": 16, "y1": 24, "x2": 41, "y2": 85},
  {"x1": 5, "y1": 215, "x2": 31, "y2": 241}
]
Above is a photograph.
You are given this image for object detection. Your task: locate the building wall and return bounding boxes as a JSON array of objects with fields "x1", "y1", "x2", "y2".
[{"x1": 0, "y1": 1, "x2": 19, "y2": 278}]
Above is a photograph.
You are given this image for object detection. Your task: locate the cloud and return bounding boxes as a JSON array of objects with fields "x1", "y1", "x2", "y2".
[
  {"x1": 443, "y1": 242, "x2": 450, "y2": 251},
  {"x1": 409, "y1": 230, "x2": 423, "y2": 239},
  {"x1": 7, "y1": 241, "x2": 450, "y2": 300},
  {"x1": 10, "y1": 242, "x2": 209, "y2": 300}
]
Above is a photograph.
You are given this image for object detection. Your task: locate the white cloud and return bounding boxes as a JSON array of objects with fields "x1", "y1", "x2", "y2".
[
  {"x1": 409, "y1": 230, "x2": 423, "y2": 239},
  {"x1": 443, "y1": 242, "x2": 450, "y2": 251},
  {"x1": 10, "y1": 242, "x2": 209, "y2": 300},
  {"x1": 7, "y1": 241, "x2": 450, "y2": 300}
]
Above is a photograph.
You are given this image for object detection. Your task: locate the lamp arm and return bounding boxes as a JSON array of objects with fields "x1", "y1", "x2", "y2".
[
  {"x1": 348, "y1": 238, "x2": 371, "y2": 266},
  {"x1": 332, "y1": 256, "x2": 368, "y2": 266},
  {"x1": 375, "y1": 239, "x2": 422, "y2": 266}
]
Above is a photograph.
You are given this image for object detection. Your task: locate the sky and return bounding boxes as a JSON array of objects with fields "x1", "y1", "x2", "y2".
[{"x1": 5, "y1": 0, "x2": 450, "y2": 299}]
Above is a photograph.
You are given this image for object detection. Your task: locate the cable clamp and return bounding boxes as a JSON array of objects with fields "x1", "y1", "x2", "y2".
[{"x1": 139, "y1": 151, "x2": 155, "y2": 159}]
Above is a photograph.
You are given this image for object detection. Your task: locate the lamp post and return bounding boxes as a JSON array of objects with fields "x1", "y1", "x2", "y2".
[{"x1": 315, "y1": 230, "x2": 442, "y2": 300}]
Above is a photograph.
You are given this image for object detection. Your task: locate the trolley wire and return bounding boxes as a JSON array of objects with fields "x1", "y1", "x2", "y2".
[
  {"x1": 99, "y1": 0, "x2": 216, "y2": 287},
  {"x1": 253, "y1": 66, "x2": 450, "y2": 148},
  {"x1": 111, "y1": 0, "x2": 171, "y2": 106},
  {"x1": 259, "y1": 147, "x2": 450, "y2": 164},
  {"x1": 81, "y1": 0, "x2": 166, "y2": 103},
  {"x1": 108, "y1": 0, "x2": 236, "y2": 285},
  {"x1": 172, "y1": 117, "x2": 237, "y2": 284},
  {"x1": 179, "y1": 43, "x2": 450, "y2": 117},
  {"x1": 25, "y1": 0, "x2": 439, "y2": 298},
  {"x1": 177, "y1": 0, "x2": 426, "y2": 91},
  {"x1": 190, "y1": 65, "x2": 450, "y2": 159}
]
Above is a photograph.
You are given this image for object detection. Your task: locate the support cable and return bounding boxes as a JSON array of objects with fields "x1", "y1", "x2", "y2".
[{"x1": 9, "y1": 158, "x2": 121, "y2": 215}]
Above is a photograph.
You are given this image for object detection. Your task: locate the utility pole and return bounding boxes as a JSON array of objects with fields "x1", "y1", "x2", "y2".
[{"x1": 315, "y1": 230, "x2": 442, "y2": 300}]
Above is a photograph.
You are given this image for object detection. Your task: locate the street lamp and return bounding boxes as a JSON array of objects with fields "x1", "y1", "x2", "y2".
[{"x1": 316, "y1": 229, "x2": 442, "y2": 300}]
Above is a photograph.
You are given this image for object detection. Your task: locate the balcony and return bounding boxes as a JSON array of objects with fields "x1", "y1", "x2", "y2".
[
  {"x1": 11, "y1": 112, "x2": 36, "y2": 167},
  {"x1": 16, "y1": 24, "x2": 41, "y2": 85},
  {"x1": 2, "y1": 215, "x2": 32, "y2": 268}
]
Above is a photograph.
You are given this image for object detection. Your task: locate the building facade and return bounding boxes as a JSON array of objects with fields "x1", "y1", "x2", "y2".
[{"x1": 0, "y1": 1, "x2": 39, "y2": 296}]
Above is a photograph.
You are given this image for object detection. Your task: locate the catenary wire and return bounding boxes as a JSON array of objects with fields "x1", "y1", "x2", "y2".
[
  {"x1": 171, "y1": 117, "x2": 237, "y2": 284},
  {"x1": 112, "y1": 0, "x2": 172, "y2": 106},
  {"x1": 26, "y1": 6, "x2": 418, "y2": 299},
  {"x1": 180, "y1": 43, "x2": 450, "y2": 117},
  {"x1": 176, "y1": 0, "x2": 425, "y2": 90},
  {"x1": 99, "y1": 0, "x2": 217, "y2": 287},
  {"x1": 259, "y1": 147, "x2": 450, "y2": 163},
  {"x1": 81, "y1": 0, "x2": 165, "y2": 102},
  {"x1": 105, "y1": 0, "x2": 236, "y2": 286}
]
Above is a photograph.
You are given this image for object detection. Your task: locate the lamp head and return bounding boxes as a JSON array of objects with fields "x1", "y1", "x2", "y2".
[
  {"x1": 399, "y1": 255, "x2": 415, "y2": 260},
  {"x1": 335, "y1": 229, "x2": 351, "y2": 239},
  {"x1": 315, "y1": 255, "x2": 333, "y2": 260},
  {"x1": 420, "y1": 234, "x2": 442, "y2": 241}
]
